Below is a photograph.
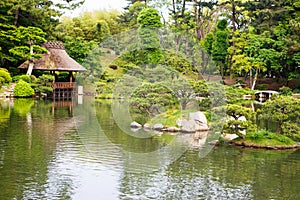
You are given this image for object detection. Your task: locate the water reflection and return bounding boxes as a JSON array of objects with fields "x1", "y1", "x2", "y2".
[{"x1": 0, "y1": 98, "x2": 299, "y2": 200}]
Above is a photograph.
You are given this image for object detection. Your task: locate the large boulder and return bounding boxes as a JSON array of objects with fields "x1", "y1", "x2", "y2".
[
  {"x1": 189, "y1": 111, "x2": 207, "y2": 125},
  {"x1": 181, "y1": 119, "x2": 197, "y2": 133},
  {"x1": 179, "y1": 111, "x2": 209, "y2": 132}
]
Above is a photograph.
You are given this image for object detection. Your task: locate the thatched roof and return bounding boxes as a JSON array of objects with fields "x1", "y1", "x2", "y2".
[{"x1": 18, "y1": 41, "x2": 86, "y2": 72}]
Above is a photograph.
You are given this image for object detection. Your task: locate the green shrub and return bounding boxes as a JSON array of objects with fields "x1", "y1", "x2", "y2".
[
  {"x1": 256, "y1": 84, "x2": 268, "y2": 90},
  {"x1": 14, "y1": 80, "x2": 35, "y2": 97},
  {"x1": 235, "y1": 79, "x2": 245, "y2": 84},
  {"x1": 56, "y1": 72, "x2": 69, "y2": 82},
  {"x1": 282, "y1": 122, "x2": 300, "y2": 139},
  {"x1": 12, "y1": 75, "x2": 21, "y2": 82},
  {"x1": 279, "y1": 86, "x2": 293, "y2": 96},
  {"x1": 293, "y1": 88, "x2": 300, "y2": 93},
  {"x1": 31, "y1": 74, "x2": 54, "y2": 95},
  {"x1": 0, "y1": 68, "x2": 12, "y2": 84},
  {"x1": 19, "y1": 75, "x2": 31, "y2": 83}
]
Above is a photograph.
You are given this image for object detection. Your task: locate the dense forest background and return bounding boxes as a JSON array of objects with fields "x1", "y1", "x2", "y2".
[{"x1": 1, "y1": 0, "x2": 300, "y2": 89}]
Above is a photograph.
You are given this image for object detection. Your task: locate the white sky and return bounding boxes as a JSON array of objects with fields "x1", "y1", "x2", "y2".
[{"x1": 62, "y1": 0, "x2": 128, "y2": 16}]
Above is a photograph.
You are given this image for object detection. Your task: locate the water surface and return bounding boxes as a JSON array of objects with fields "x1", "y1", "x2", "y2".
[{"x1": 0, "y1": 98, "x2": 299, "y2": 199}]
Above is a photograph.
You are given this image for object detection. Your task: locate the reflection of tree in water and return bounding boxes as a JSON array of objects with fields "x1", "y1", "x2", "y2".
[
  {"x1": 0, "y1": 99, "x2": 77, "y2": 200},
  {"x1": 118, "y1": 146, "x2": 300, "y2": 199},
  {"x1": 96, "y1": 100, "x2": 162, "y2": 153}
]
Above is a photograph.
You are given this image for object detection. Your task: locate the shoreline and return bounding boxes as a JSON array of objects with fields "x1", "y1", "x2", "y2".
[{"x1": 230, "y1": 140, "x2": 300, "y2": 150}]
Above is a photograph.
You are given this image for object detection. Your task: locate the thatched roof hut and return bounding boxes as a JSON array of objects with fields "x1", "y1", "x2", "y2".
[{"x1": 18, "y1": 41, "x2": 86, "y2": 72}]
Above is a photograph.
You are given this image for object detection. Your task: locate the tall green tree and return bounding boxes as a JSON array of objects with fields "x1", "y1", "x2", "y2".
[
  {"x1": 137, "y1": 7, "x2": 163, "y2": 64},
  {"x1": 211, "y1": 19, "x2": 229, "y2": 78}
]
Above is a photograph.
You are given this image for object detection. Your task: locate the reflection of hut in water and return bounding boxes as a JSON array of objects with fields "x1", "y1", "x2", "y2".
[
  {"x1": 255, "y1": 90, "x2": 279, "y2": 103},
  {"x1": 18, "y1": 41, "x2": 86, "y2": 99},
  {"x1": 52, "y1": 100, "x2": 75, "y2": 117}
]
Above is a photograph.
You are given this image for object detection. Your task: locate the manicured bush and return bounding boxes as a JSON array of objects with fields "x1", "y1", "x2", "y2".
[
  {"x1": 14, "y1": 80, "x2": 35, "y2": 97},
  {"x1": 282, "y1": 122, "x2": 300, "y2": 139},
  {"x1": 19, "y1": 75, "x2": 31, "y2": 83},
  {"x1": 31, "y1": 74, "x2": 54, "y2": 95},
  {"x1": 256, "y1": 84, "x2": 268, "y2": 90},
  {"x1": 279, "y1": 86, "x2": 293, "y2": 96},
  {"x1": 0, "y1": 68, "x2": 12, "y2": 84}
]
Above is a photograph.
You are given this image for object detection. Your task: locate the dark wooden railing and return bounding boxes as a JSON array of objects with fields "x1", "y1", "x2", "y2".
[{"x1": 52, "y1": 82, "x2": 76, "y2": 89}]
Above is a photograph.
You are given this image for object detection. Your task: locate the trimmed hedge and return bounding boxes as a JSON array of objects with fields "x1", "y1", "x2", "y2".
[{"x1": 14, "y1": 80, "x2": 35, "y2": 97}]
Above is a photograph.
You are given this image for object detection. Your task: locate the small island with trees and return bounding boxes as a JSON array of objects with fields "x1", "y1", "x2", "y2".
[{"x1": 0, "y1": 0, "x2": 300, "y2": 149}]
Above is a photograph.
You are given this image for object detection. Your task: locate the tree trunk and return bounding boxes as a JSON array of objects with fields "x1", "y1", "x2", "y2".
[
  {"x1": 229, "y1": 0, "x2": 237, "y2": 78},
  {"x1": 251, "y1": 68, "x2": 258, "y2": 90},
  {"x1": 176, "y1": 34, "x2": 181, "y2": 52},
  {"x1": 26, "y1": 43, "x2": 34, "y2": 75},
  {"x1": 14, "y1": 8, "x2": 20, "y2": 26},
  {"x1": 276, "y1": 122, "x2": 282, "y2": 134},
  {"x1": 249, "y1": 68, "x2": 253, "y2": 89},
  {"x1": 194, "y1": 0, "x2": 202, "y2": 41}
]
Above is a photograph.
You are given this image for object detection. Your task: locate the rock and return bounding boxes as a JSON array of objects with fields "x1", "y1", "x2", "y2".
[
  {"x1": 153, "y1": 123, "x2": 164, "y2": 130},
  {"x1": 189, "y1": 111, "x2": 207, "y2": 125},
  {"x1": 143, "y1": 123, "x2": 152, "y2": 130},
  {"x1": 181, "y1": 119, "x2": 197, "y2": 133},
  {"x1": 163, "y1": 126, "x2": 180, "y2": 132},
  {"x1": 130, "y1": 121, "x2": 142, "y2": 128},
  {"x1": 222, "y1": 133, "x2": 239, "y2": 141},
  {"x1": 208, "y1": 140, "x2": 219, "y2": 146},
  {"x1": 195, "y1": 123, "x2": 209, "y2": 131},
  {"x1": 176, "y1": 119, "x2": 183, "y2": 127}
]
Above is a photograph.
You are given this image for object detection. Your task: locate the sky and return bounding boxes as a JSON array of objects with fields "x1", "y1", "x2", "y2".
[{"x1": 64, "y1": 0, "x2": 128, "y2": 16}]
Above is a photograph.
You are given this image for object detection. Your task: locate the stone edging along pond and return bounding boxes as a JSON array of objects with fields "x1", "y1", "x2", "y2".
[{"x1": 231, "y1": 141, "x2": 300, "y2": 150}]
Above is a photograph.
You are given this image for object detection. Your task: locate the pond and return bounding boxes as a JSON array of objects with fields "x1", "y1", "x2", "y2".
[{"x1": 0, "y1": 97, "x2": 299, "y2": 200}]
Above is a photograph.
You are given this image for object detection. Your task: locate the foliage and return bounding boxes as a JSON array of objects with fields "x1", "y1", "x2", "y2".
[
  {"x1": 13, "y1": 80, "x2": 34, "y2": 97},
  {"x1": 256, "y1": 84, "x2": 268, "y2": 90},
  {"x1": 18, "y1": 75, "x2": 31, "y2": 83},
  {"x1": 0, "y1": 68, "x2": 12, "y2": 84},
  {"x1": 225, "y1": 85, "x2": 255, "y2": 103},
  {"x1": 31, "y1": 74, "x2": 54, "y2": 95},
  {"x1": 279, "y1": 86, "x2": 293, "y2": 96},
  {"x1": 118, "y1": 2, "x2": 146, "y2": 30},
  {"x1": 259, "y1": 95, "x2": 300, "y2": 134},
  {"x1": 137, "y1": 7, "x2": 162, "y2": 28},
  {"x1": 282, "y1": 122, "x2": 300, "y2": 140},
  {"x1": 223, "y1": 104, "x2": 256, "y2": 139},
  {"x1": 163, "y1": 50, "x2": 193, "y2": 73},
  {"x1": 129, "y1": 83, "x2": 179, "y2": 124},
  {"x1": 211, "y1": 19, "x2": 229, "y2": 78}
]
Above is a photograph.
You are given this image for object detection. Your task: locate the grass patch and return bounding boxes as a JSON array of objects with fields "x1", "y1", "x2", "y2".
[
  {"x1": 235, "y1": 130, "x2": 296, "y2": 146},
  {"x1": 148, "y1": 109, "x2": 199, "y2": 127}
]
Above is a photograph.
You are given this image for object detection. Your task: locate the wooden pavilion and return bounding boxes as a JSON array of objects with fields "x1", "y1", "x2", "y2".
[{"x1": 18, "y1": 41, "x2": 86, "y2": 99}]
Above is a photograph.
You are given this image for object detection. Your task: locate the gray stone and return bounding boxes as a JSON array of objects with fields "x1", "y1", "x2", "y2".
[
  {"x1": 143, "y1": 123, "x2": 152, "y2": 130},
  {"x1": 181, "y1": 119, "x2": 197, "y2": 133},
  {"x1": 153, "y1": 123, "x2": 164, "y2": 130},
  {"x1": 130, "y1": 121, "x2": 142, "y2": 128},
  {"x1": 189, "y1": 111, "x2": 207, "y2": 125},
  {"x1": 176, "y1": 119, "x2": 183, "y2": 127},
  {"x1": 208, "y1": 140, "x2": 219, "y2": 146},
  {"x1": 164, "y1": 127, "x2": 180, "y2": 132}
]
